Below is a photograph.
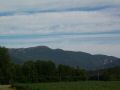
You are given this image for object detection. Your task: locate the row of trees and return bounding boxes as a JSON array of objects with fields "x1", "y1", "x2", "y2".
[
  {"x1": 101, "y1": 67, "x2": 120, "y2": 81},
  {"x1": 12, "y1": 60, "x2": 87, "y2": 83},
  {"x1": 88, "y1": 67, "x2": 120, "y2": 81},
  {"x1": 0, "y1": 46, "x2": 120, "y2": 84}
]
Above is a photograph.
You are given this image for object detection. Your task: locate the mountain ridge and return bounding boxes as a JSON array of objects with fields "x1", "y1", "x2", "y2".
[{"x1": 8, "y1": 46, "x2": 120, "y2": 70}]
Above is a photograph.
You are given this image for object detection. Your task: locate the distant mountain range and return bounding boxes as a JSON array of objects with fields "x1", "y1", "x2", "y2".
[{"x1": 8, "y1": 46, "x2": 120, "y2": 70}]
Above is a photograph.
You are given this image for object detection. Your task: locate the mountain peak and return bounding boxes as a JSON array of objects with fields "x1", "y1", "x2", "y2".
[
  {"x1": 30, "y1": 46, "x2": 51, "y2": 49},
  {"x1": 38, "y1": 46, "x2": 48, "y2": 48}
]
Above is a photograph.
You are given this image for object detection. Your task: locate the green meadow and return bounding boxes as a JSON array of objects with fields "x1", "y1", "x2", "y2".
[{"x1": 13, "y1": 81, "x2": 120, "y2": 90}]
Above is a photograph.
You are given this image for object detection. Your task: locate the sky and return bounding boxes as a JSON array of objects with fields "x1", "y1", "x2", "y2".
[{"x1": 0, "y1": 0, "x2": 120, "y2": 57}]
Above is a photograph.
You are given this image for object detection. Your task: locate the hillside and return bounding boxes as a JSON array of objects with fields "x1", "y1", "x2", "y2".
[{"x1": 9, "y1": 46, "x2": 120, "y2": 70}]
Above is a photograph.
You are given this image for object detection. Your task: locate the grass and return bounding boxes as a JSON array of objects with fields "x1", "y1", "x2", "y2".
[
  {"x1": 13, "y1": 81, "x2": 120, "y2": 90},
  {"x1": 2, "y1": 81, "x2": 120, "y2": 90}
]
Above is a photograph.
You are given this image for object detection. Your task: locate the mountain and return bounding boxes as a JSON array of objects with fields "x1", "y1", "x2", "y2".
[{"x1": 8, "y1": 46, "x2": 120, "y2": 70}]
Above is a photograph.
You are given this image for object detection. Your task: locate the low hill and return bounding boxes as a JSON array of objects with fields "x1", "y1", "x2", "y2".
[{"x1": 9, "y1": 46, "x2": 120, "y2": 70}]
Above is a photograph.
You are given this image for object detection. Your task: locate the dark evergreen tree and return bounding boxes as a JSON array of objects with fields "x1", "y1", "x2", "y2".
[{"x1": 0, "y1": 47, "x2": 13, "y2": 84}]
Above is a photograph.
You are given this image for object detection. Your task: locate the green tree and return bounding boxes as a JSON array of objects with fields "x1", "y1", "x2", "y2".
[
  {"x1": 22, "y1": 60, "x2": 36, "y2": 83},
  {"x1": 34, "y1": 60, "x2": 56, "y2": 82},
  {"x1": 0, "y1": 46, "x2": 13, "y2": 84},
  {"x1": 72, "y1": 67, "x2": 88, "y2": 81},
  {"x1": 58, "y1": 64, "x2": 74, "y2": 81}
]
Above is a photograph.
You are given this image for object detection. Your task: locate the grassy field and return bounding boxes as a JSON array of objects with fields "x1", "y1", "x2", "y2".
[{"x1": 13, "y1": 81, "x2": 120, "y2": 90}]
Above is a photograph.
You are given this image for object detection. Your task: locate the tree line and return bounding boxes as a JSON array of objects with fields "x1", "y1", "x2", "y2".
[{"x1": 0, "y1": 46, "x2": 120, "y2": 84}]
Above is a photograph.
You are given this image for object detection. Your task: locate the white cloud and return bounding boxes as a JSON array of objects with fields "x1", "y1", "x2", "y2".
[
  {"x1": 0, "y1": 0, "x2": 120, "y2": 12},
  {"x1": 0, "y1": 10, "x2": 120, "y2": 35}
]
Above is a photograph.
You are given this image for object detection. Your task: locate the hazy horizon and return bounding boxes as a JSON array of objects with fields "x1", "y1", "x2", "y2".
[{"x1": 0, "y1": 0, "x2": 120, "y2": 58}]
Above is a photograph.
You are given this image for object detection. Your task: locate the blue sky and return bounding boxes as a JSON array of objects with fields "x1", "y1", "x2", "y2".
[{"x1": 0, "y1": 0, "x2": 120, "y2": 57}]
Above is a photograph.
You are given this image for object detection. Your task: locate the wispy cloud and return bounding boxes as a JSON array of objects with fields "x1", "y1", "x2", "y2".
[
  {"x1": 0, "y1": 11, "x2": 120, "y2": 34},
  {"x1": 0, "y1": 5, "x2": 117, "y2": 17}
]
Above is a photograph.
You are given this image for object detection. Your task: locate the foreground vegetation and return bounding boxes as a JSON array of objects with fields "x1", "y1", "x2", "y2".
[{"x1": 13, "y1": 81, "x2": 120, "y2": 90}]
